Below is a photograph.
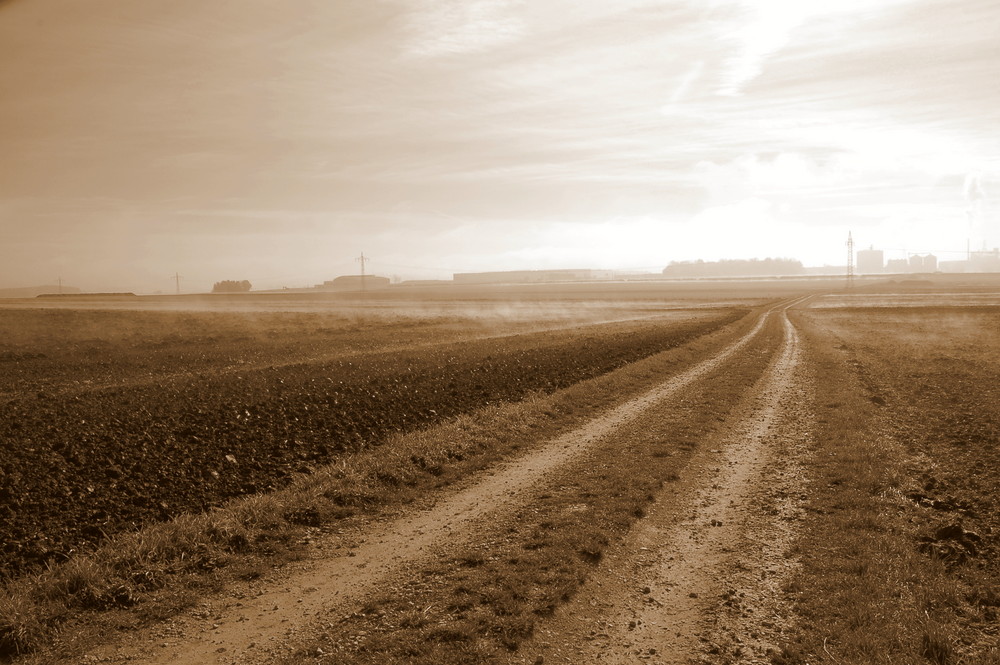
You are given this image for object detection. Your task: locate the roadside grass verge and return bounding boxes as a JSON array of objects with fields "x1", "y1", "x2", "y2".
[
  {"x1": 276, "y1": 312, "x2": 788, "y2": 665},
  {"x1": 775, "y1": 309, "x2": 1000, "y2": 665},
  {"x1": 0, "y1": 307, "x2": 764, "y2": 661}
]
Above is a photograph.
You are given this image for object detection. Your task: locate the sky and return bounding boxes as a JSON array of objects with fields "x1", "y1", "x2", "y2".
[{"x1": 1, "y1": 0, "x2": 999, "y2": 292}]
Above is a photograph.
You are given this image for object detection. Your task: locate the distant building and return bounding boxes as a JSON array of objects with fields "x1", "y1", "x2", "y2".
[
  {"x1": 396, "y1": 279, "x2": 452, "y2": 287},
  {"x1": 857, "y1": 248, "x2": 884, "y2": 274},
  {"x1": 315, "y1": 275, "x2": 390, "y2": 290},
  {"x1": 885, "y1": 258, "x2": 909, "y2": 273},
  {"x1": 885, "y1": 254, "x2": 938, "y2": 273},
  {"x1": 906, "y1": 254, "x2": 937, "y2": 272},
  {"x1": 970, "y1": 249, "x2": 1000, "y2": 272},
  {"x1": 661, "y1": 258, "x2": 804, "y2": 278},
  {"x1": 453, "y1": 269, "x2": 611, "y2": 285},
  {"x1": 938, "y1": 260, "x2": 968, "y2": 273},
  {"x1": 940, "y1": 250, "x2": 1000, "y2": 273},
  {"x1": 0, "y1": 284, "x2": 82, "y2": 298},
  {"x1": 803, "y1": 265, "x2": 847, "y2": 275}
]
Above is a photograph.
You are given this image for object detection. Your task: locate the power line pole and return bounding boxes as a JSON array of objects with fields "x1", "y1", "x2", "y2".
[
  {"x1": 355, "y1": 252, "x2": 369, "y2": 293},
  {"x1": 57, "y1": 276, "x2": 63, "y2": 295},
  {"x1": 172, "y1": 272, "x2": 183, "y2": 295},
  {"x1": 846, "y1": 231, "x2": 855, "y2": 290}
]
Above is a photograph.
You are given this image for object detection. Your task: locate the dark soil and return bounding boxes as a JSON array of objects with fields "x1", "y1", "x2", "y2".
[{"x1": 0, "y1": 309, "x2": 742, "y2": 578}]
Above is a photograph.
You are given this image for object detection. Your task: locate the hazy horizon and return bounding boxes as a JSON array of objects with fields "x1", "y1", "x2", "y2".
[{"x1": 2, "y1": 0, "x2": 998, "y2": 293}]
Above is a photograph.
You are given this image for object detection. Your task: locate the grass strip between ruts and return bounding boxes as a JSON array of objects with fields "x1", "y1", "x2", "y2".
[{"x1": 273, "y1": 313, "x2": 787, "y2": 665}]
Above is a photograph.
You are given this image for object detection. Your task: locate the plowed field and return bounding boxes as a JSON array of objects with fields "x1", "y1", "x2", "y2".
[
  {"x1": 4, "y1": 286, "x2": 998, "y2": 665},
  {"x1": 0, "y1": 305, "x2": 739, "y2": 577}
]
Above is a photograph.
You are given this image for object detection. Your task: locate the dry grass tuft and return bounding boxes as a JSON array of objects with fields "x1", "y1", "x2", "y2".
[
  {"x1": 779, "y1": 308, "x2": 1000, "y2": 664},
  {"x1": 0, "y1": 592, "x2": 48, "y2": 656}
]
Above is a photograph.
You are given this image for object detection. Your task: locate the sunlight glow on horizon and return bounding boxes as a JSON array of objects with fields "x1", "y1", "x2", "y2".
[{"x1": 1, "y1": 0, "x2": 999, "y2": 291}]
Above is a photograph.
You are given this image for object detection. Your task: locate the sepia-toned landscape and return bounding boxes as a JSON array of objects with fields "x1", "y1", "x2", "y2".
[
  {"x1": 0, "y1": 276, "x2": 997, "y2": 664},
  {"x1": 3, "y1": 1, "x2": 999, "y2": 663}
]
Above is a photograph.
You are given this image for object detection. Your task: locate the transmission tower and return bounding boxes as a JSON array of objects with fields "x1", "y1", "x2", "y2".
[
  {"x1": 355, "y1": 252, "x2": 369, "y2": 292},
  {"x1": 846, "y1": 231, "x2": 855, "y2": 290}
]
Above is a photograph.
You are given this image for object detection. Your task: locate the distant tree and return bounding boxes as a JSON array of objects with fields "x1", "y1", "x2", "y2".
[
  {"x1": 212, "y1": 279, "x2": 252, "y2": 293},
  {"x1": 662, "y1": 258, "x2": 803, "y2": 277}
]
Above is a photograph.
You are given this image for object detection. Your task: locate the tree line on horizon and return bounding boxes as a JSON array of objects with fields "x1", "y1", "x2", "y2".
[
  {"x1": 662, "y1": 257, "x2": 804, "y2": 278},
  {"x1": 211, "y1": 280, "x2": 252, "y2": 293}
]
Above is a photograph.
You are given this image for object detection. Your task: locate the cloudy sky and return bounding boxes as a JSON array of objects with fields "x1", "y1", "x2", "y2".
[{"x1": 1, "y1": 0, "x2": 998, "y2": 291}]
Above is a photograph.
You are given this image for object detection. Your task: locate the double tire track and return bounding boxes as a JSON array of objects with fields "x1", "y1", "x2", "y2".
[
  {"x1": 85, "y1": 298, "x2": 810, "y2": 665},
  {"x1": 507, "y1": 299, "x2": 810, "y2": 664}
]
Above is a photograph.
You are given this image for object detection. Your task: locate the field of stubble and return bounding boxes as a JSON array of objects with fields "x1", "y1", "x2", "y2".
[{"x1": 777, "y1": 301, "x2": 1000, "y2": 665}]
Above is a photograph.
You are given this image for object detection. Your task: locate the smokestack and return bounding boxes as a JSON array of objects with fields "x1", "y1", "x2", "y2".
[{"x1": 964, "y1": 171, "x2": 987, "y2": 251}]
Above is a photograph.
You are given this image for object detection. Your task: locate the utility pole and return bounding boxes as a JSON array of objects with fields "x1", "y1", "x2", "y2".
[
  {"x1": 57, "y1": 276, "x2": 63, "y2": 295},
  {"x1": 355, "y1": 252, "x2": 369, "y2": 293},
  {"x1": 172, "y1": 272, "x2": 183, "y2": 295},
  {"x1": 846, "y1": 231, "x2": 855, "y2": 290}
]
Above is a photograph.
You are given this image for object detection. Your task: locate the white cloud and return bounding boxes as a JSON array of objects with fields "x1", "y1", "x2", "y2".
[
  {"x1": 714, "y1": 0, "x2": 910, "y2": 95},
  {"x1": 3, "y1": 0, "x2": 999, "y2": 289},
  {"x1": 664, "y1": 60, "x2": 705, "y2": 108},
  {"x1": 716, "y1": 1, "x2": 806, "y2": 95},
  {"x1": 395, "y1": 0, "x2": 527, "y2": 58},
  {"x1": 685, "y1": 197, "x2": 846, "y2": 263},
  {"x1": 694, "y1": 152, "x2": 841, "y2": 206}
]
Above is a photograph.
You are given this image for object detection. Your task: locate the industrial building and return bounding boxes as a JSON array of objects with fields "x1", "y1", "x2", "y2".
[
  {"x1": 970, "y1": 249, "x2": 1000, "y2": 272},
  {"x1": 907, "y1": 254, "x2": 937, "y2": 272},
  {"x1": 877, "y1": 254, "x2": 938, "y2": 273},
  {"x1": 856, "y1": 248, "x2": 884, "y2": 274},
  {"x1": 885, "y1": 258, "x2": 908, "y2": 272},
  {"x1": 938, "y1": 250, "x2": 1000, "y2": 273},
  {"x1": 452, "y1": 269, "x2": 614, "y2": 285},
  {"x1": 314, "y1": 275, "x2": 391, "y2": 290}
]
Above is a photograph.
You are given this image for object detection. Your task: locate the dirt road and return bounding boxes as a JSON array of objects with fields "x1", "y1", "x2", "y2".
[
  {"x1": 76, "y1": 299, "x2": 810, "y2": 665},
  {"x1": 506, "y1": 304, "x2": 809, "y2": 664}
]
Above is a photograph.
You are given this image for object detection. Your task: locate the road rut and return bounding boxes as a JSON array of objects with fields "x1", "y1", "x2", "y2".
[
  {"x1": 83, "y1": 301, "x2": 802, "y2": 665},
  {"x1": 507, "y1": 303, "x2": 810, "y2": 664}
]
